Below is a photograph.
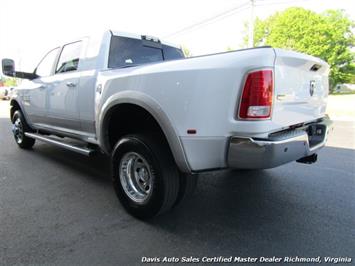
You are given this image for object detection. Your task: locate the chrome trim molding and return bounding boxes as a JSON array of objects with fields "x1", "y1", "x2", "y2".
[{"x1": 25, "y1": 133, "x2": 95, "y2": 156}]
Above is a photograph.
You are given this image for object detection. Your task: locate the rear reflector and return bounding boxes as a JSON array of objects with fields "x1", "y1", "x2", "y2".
[{"x1": 238, "y1": 69, "x2": 273, "y2": 119}]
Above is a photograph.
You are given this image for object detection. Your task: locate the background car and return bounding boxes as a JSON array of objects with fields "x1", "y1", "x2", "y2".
[
  {"x1": 7, "y1": 86, "x2": 15, "y2": 99},
  {"x1": 0, "y1": 86, "x2": 10, "y2": 100}
]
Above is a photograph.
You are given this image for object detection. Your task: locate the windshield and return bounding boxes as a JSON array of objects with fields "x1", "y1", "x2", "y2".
[{"x1": 108, "y1": 36, "x2": 184, "y2": 69}]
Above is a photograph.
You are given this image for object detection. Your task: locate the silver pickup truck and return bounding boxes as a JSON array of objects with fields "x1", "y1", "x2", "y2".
[{"x1": 2, "y1": 30, "x2": 332, "y2": 218}]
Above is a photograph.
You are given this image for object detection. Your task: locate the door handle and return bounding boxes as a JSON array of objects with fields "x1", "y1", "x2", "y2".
[
  {"x1": 66, "y1": 82, "x2": 77, "y2": 88},
  {"x1": 39, "y1": 85, "x2": 47, "y2": 90}
]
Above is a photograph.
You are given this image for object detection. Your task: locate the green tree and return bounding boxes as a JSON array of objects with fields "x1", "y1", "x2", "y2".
[
  {"x1": 4, "y1": 77, "x2": 17, "y2": 87},
  {"x1": 247, "y1": 8, "x2": 354, "y2": 89}
]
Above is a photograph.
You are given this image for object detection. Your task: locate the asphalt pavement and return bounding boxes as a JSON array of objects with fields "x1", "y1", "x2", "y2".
[{"x1": 0, "y1": 101, "x2": 354, "y2": 265}]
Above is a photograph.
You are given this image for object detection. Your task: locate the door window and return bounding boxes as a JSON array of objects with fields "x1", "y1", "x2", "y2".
[
  {"x1": 56, "y1": 41, "x2": 82, "y2": 74},
  {"x1": 35, "y1": 48, "x2": 60, "y2": 77}
]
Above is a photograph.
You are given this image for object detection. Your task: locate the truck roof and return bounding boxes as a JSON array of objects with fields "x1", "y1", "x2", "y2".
[
  {"x1": 55, "y1": 29, "x2": 181, "y2": 51},
  {"x1": 109, "y1": 30, "x2": 180, "y2": 49}
]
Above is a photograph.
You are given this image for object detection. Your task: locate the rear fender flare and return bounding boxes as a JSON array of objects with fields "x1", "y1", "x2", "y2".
[{"x1": 98, "y1": 91, "x2": 191, "y2": 173}]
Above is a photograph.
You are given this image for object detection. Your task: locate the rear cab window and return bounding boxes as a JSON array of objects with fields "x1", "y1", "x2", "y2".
[{"x1": 108, "y1": 35, "x2": 184, "y2": 69}]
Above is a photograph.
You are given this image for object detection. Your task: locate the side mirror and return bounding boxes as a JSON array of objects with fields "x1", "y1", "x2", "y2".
[
  {"x1": 1, "y1": 58, "x2": 37, "y2": 80},
  {"x1": 2, "y1": 59, "x2": 15, "y2": 76}
]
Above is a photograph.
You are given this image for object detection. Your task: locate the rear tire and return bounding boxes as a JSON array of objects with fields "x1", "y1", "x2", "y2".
[
  {"x1": 174, "y1": 173, "x2": 198, "y2": 207},
  {"x1": 112, "y1": 134, "x2": 180, "y2": 219},
  {"x1": 12, "y1": 110, "x2": 35, "y2": 149}
]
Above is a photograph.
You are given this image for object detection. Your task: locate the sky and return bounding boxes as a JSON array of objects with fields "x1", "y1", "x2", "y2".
[{"x1": 0, "y1": 0, "x2": 354, "y2": 72}]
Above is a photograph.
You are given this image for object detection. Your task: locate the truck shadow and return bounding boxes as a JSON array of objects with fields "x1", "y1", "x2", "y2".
[
  {"x1": 31, "y1": 142, "x2": 112, "y2": 184},
  {"x1": 25, "y1": 142, "x2": 292, "y2": 239},
  {"x1": 27, "y1": 138, "x2": 355, "y2": 229},
  {"x1": 1, "y1": 117, "x2": 354, "y2": 255}
]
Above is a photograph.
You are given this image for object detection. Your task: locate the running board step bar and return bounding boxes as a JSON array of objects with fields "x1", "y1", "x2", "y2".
[{"x1": 25, "y1": 132, "x2": 95, "y2": 156}]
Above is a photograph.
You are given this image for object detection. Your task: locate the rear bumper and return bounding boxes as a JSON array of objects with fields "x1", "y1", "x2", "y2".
[{"x1": 227, "y1": 117, "x2": 333, "y2": 169}]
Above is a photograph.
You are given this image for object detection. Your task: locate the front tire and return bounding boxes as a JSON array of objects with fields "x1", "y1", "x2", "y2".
[
  {"x1": 12, "y1": 110, "x2": 35, "y2": 149},
  {"x1": 112, "y1": 134, "x2": 180, "y2": 219}
]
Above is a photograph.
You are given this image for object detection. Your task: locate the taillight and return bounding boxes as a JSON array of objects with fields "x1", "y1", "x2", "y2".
[{"x1": 238, "y1": 69, "x2": 273, "y2": 119}]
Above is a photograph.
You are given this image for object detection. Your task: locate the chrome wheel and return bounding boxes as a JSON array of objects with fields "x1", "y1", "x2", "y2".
[
  {"x1": 13, "y1": 117, "x2": 24, "y2": 144},
  {"x1": 119, "y1": 152, "x2": 154, "y2": 204}
]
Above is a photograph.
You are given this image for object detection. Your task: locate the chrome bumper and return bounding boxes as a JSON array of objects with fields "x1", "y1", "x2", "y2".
[{"x1": 227, "y1": 117, "x2": 333, "y2": 169}]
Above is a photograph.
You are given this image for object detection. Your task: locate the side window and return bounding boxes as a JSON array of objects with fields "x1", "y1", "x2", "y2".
[
  {"x1": 56, "y1": 41, "x2": 82, "y2": 74},
  {"x1": 35, "y1": 48, "x2": 60, "y2": 77}
]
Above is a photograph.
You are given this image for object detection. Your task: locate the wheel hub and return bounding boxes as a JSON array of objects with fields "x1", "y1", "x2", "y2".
[
  {"x1": 138, "y1": 167, "x2": 148, "y2": 181},
  {"x1": 12, "y1": 118, "x2": 23, "y2": 144},
  {"x1": 119, "y1": 152, "x2": 154, "y2": 204}
]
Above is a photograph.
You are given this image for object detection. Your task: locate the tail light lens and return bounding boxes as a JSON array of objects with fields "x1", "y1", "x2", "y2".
[{"x1": 238, "y1": 69, "x2": 273, "y2": 119}]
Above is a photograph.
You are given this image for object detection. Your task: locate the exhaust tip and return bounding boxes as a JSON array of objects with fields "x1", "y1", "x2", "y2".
[{"x1": 296, "y1": 153, "x2": 318, "y2": 164}]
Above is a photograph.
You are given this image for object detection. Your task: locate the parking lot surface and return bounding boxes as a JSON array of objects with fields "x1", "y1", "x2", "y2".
[{"x1": 0, "y1": 101, "x2": 354, "y2": 265}]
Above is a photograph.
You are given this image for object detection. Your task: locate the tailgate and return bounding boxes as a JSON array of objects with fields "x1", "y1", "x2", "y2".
[{"x1": 272, "y1": 48, "x2": 330, "y2": 127}]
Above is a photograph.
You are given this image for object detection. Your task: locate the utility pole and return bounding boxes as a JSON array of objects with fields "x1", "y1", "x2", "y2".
[{"x1": 248, "y1": 0, "x2": 255, "y2": 47}]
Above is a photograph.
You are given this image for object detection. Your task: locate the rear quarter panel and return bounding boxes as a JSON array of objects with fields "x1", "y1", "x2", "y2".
[
  {"x1": 97, "y1": 48, "x2": 277, "y2": 171},
  {"x1": 98, "y1": 48, "x2": 277, "y2": 137}
]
